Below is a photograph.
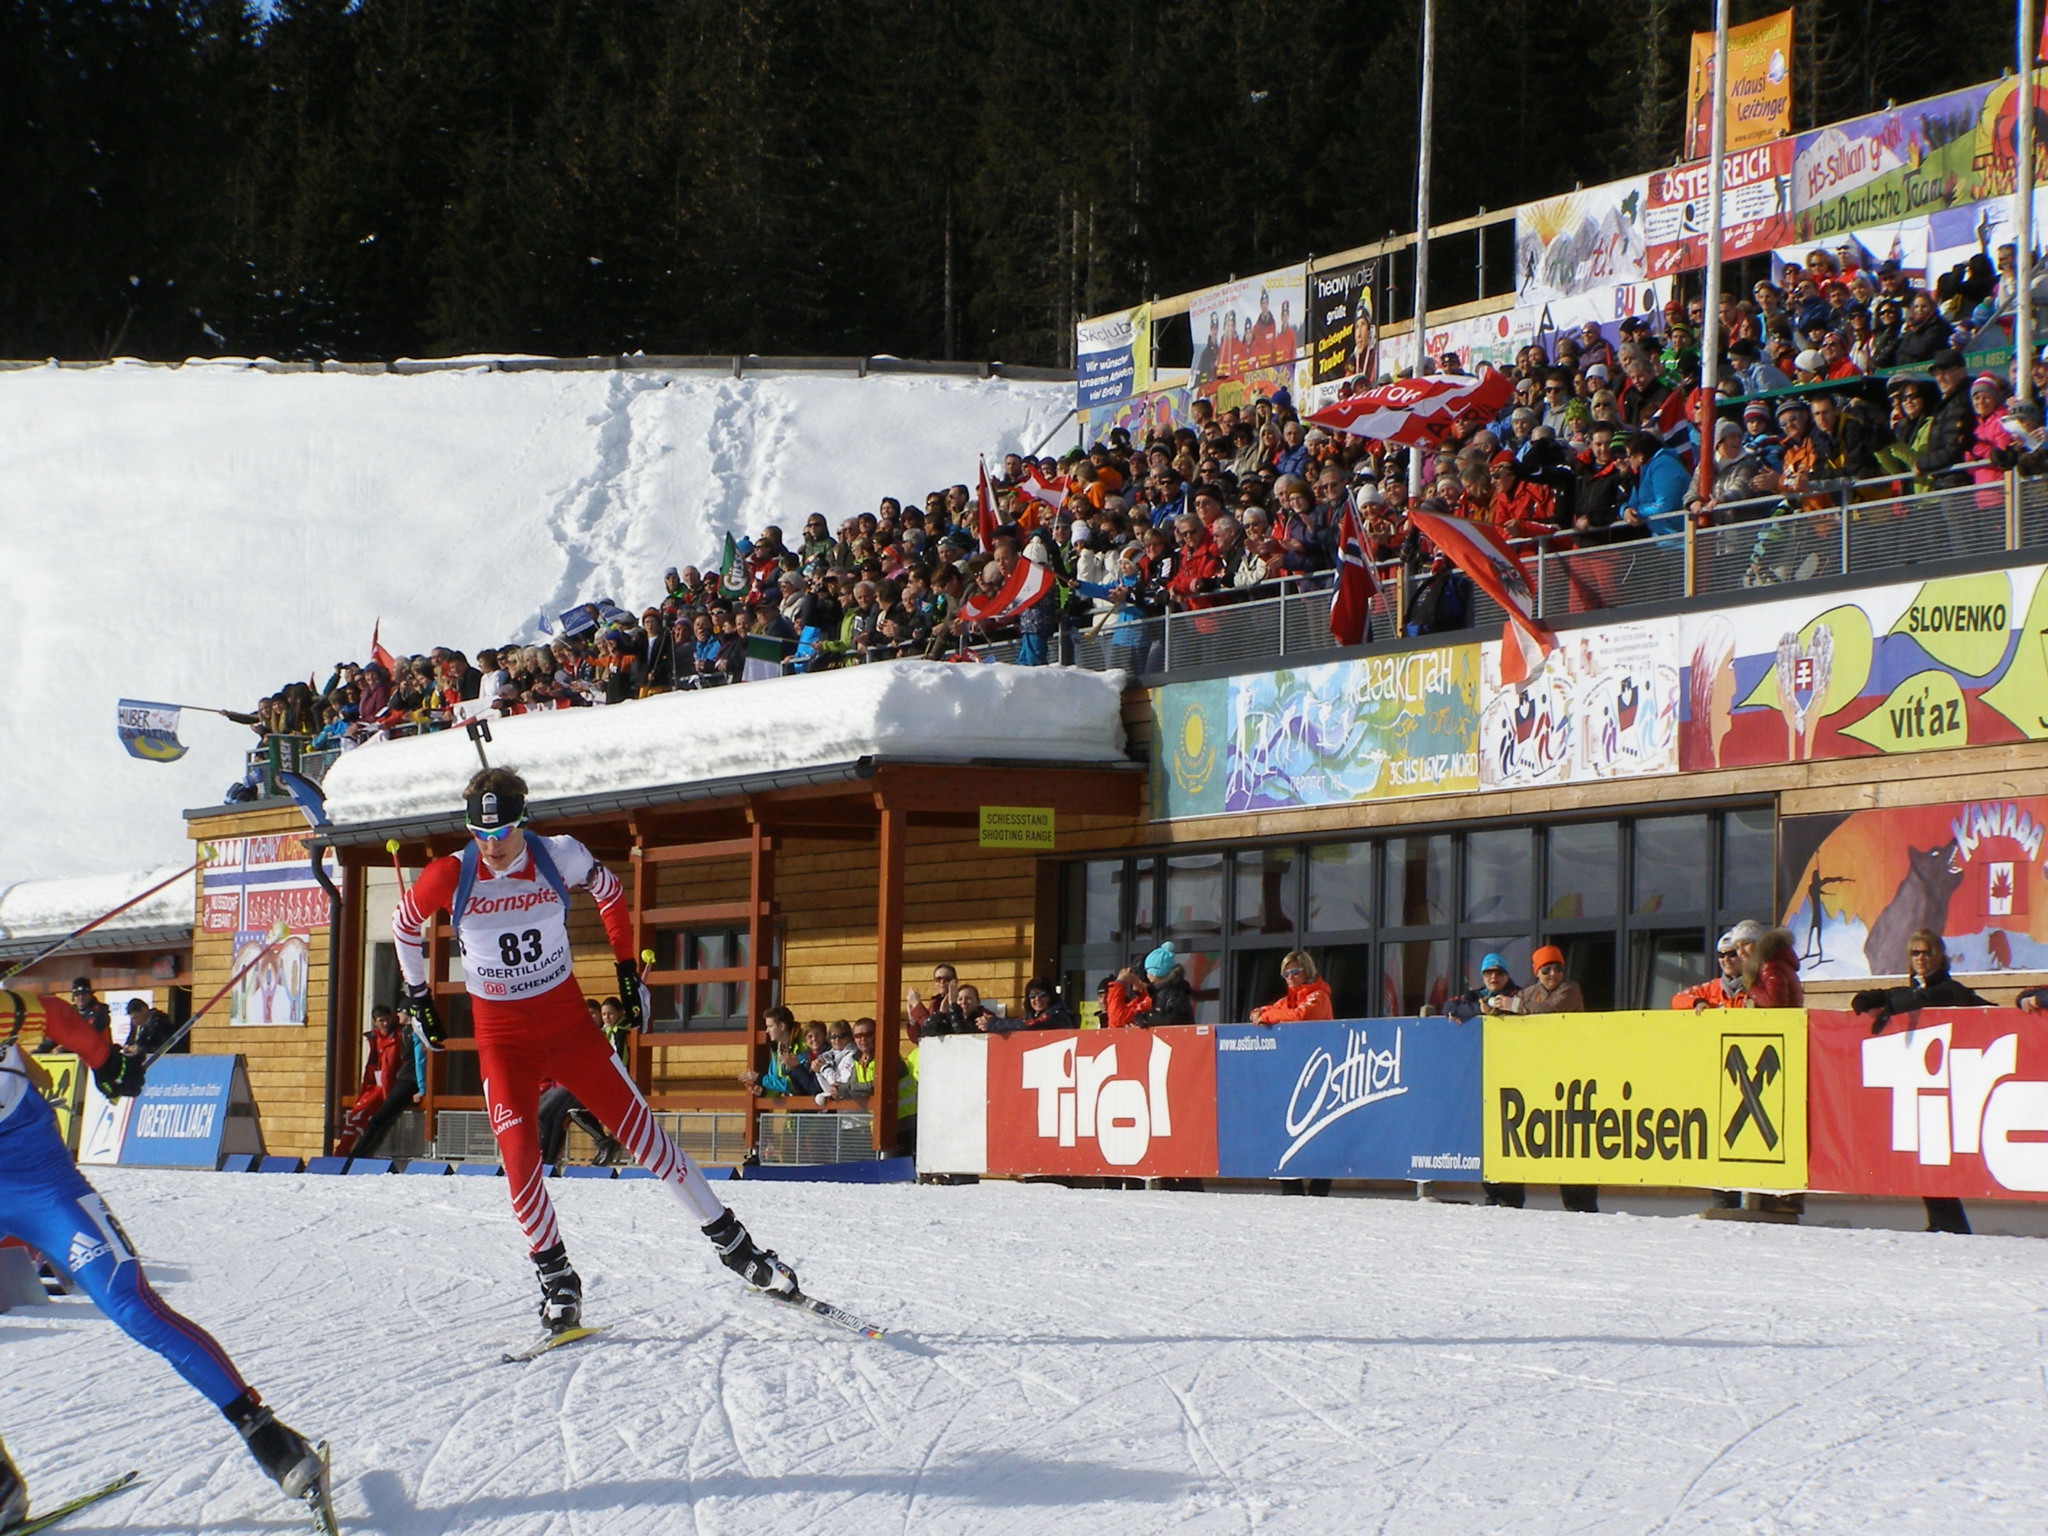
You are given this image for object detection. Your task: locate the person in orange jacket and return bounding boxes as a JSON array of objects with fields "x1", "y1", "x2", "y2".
[
  {"x1": 1250, "y1": 950, "x2": 1334, "y2": 1025},
  {"x1": 1669, "y1": 928, "x2": 1750, "y2": 1011}
]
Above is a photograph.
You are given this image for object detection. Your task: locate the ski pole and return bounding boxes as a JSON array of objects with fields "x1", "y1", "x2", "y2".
[
  {"x1": 141, "y1": 924, "x2": 291, "y2": 1068},
  {"x1": 385, "y1": 839, "x2": 410, "y2": 895},
  {"x1": 0, "y1": 856, "x2": 203, "y2": 992}
]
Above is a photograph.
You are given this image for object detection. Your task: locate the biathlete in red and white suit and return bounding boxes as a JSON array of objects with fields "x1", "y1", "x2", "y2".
[{"x1": 393, "y1": 767, "x2": 796, "y2": 1332}]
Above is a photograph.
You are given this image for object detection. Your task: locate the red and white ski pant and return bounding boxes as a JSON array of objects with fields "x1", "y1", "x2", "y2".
[{"x1": 473, "y1": 980, "x2": 724, "y2": 1252}]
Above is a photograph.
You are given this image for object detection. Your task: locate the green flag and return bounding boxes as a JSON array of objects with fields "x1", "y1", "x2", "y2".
[{"x1": 720, "y1": 533, "x2": 749, "y2": 598}]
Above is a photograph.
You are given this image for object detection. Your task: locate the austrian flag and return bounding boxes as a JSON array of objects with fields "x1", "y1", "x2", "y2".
[
  {"x1": 1014, "y1": 462, "x2": 1071, "y2": 516},
  {"x1": 1408, "y1": 510, "x2": 1557, "y2": 683},
  {"x1": 961, "y1": 558, "x2": 1055, "y2": 625}
]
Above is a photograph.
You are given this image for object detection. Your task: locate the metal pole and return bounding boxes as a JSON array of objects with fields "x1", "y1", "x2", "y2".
[
  {"x1": 1408, "y1": 0, "x2": 1436, "y2": 499},
  {"x1": 1695, "y1": 0, "x2": 1730, "y2": 504},
  {"x1": 2019, "y1": 0, "x2": 2038, "y2": 401}
]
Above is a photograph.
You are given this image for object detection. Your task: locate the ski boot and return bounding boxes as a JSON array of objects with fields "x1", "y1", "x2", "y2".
[
  {"x1": 532, "y1": 1241, "x2": 584, "y2": 1333},
  {"x1": 224, "y1": 1393, "x2": 325, "y2": 1503},
  {"x1": 0, "y1": 1434, "x2": 27, "y2": 1529},
  {"x1": 702, "y1": 1208, "x2": 798, "y2": 1295}
]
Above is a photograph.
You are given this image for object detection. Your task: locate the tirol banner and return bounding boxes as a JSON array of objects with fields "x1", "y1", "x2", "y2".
[
  {"x1": 1304, "y1": 259, "x2": 1379, "y2": 411},
  {"x1": 1075, "y1": 303, "x2": 1151, "y2": 410},
  {"x1": 1189, "y1": 265, "x2": 1306, "y2": 409},
  {"x1": 1214, "y1": 1019, "x2": 1481, "y2": 1181},
  {"x1": 984, "y1": 1026, "x2": 1219, "y2": 1179},
  {"x1": 1479, "y1": 619, "x2": 1681, "y2": 791},
  {"x1": 1483, "y1": 1012, "x2": 1808, "y2": 1189},
  {"x1": 1777, "y1": 798, "x2": 2048, "y2": 979},
  {"x1": 1809, "y1": 1009, "x2": 2048, "y2": 1201},
  {"x1": 1150, "y1": 646, "x2": 1480, "y2": 820},
  {"x1": 1789, "y1": 74, "x2": 2048, "y2": 242},
  {"x1": 1678, "y1": 564, "x2": 2048, "y2": 776},
  {"x1": 1644, "y1": 140, "x2": 1795, "y2": 277},
  {"x1": 1683, "y1": 9, "x2": 1793, "y2": 160},
  {"x1": 1514, "y1": 176, "x2": 1650, "y2": 306}
]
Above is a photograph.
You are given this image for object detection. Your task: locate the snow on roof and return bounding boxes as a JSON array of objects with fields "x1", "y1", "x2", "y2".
[
  {"x1": 319, "y1": 660, "x2": 1129, "y2": 831},
  {"x1": 0, "y1": 866, "x2": 193, "y2": 945}
]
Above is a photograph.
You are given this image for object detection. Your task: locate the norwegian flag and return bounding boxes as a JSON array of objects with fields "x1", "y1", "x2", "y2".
[
  {"x1": 977, "y1": 455, "x2": 999, "y2": 549},
  {"x1": 1408, "y1": 510, "x2": 1557, "y2": 684},
  {"x1": 960, "y1": 555, "x2": 1056, "y2": 625},
  {"x1": 1328, "y1": 498, "x2": 1381, "y2": 647}
]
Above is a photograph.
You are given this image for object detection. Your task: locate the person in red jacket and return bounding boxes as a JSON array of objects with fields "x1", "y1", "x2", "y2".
[
  {"x1": 394, "y1": 767, "x2": 797, "y2": 1335},
  {"x1": 334, "y1": 1005, "x2": 405, "y2": 1155},
  {"x1": 1164, "y1": 514, "x2": 1225, "y2": 610},
  {"x1": 1743, "y1": 927, "x2": 1804, "y2": 1008},
  {"x1": 1250, "y1": 950, "x2": 1334, "y2": 1025}
]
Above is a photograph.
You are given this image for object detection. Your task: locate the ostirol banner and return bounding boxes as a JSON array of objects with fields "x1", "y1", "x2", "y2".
[
  {"x1": 984, "y1": 1026, "x2": 1219, "y2": 1179},
  {"x1": 1483, "y1": 1012, "x2": 1808, "y2": 1189},
  {"x1": 1808, "y1": 1009, "x2": 2048, "y2": 1200},
  {"x1": 1214, "y1": 1019, "x2": 1481, "y2": 1181}
]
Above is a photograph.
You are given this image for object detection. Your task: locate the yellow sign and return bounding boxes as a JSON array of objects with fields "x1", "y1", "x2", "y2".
[
  {"x1": 38, "y1": 1052, "x2": 83, "y2": 1153},
  {"x1": 1685, "y1": 10, "x2": 1793, "y2": 159},
  {"x1": 978, "y1": 806, "x2": 1055, "y2": 850},
  {"x1": 1483, "y1": 1011, "x2": 1807, "y2": 1188}
]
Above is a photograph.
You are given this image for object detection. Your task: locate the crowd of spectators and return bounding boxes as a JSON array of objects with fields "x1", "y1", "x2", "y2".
[{"x1": 236, "y1": 242, "x2": 2045, "y2": 763}]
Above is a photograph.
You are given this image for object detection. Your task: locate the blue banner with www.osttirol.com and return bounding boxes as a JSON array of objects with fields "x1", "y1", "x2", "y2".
[{"x1": 1215, "y1": 1018, "x2": 1483, "y2": 1181}]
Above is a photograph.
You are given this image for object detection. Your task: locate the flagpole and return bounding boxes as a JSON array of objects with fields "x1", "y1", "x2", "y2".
[
  {"x1": 2019, "y1": 0, "x2": 2038, "y2": 402},
  {"x1": 1407, "y1": 0, "x2": 1437, "y2": 500},
  {"x1": 1695, "y1": 0, "x2": 1730, "y2": 504}
]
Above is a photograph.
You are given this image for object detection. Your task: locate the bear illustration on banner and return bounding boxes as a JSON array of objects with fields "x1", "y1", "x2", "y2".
[
  {"x1": 1681, "y1": 567, "x2": 2042, "y2": 771},
  {"x1": 1778, "y1": 799, "x2": 2048, "y2": 979}
]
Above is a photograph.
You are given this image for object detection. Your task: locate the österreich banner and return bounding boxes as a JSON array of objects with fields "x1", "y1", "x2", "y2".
[
  {"x1": 1684, "y1": 10, "x2": 1792, "y2": 160},
  {"x1": 1214, "y1": 1019, "x2": 1481, "y2": 1181},
  {"x1": 985, "y1": 1026, "x2": 1219, "y2": 1179},
  {"x1": 1483, "y1": 1012, "x2": 1808, "y2": 1188},
  {"x1": 1809, "y1": 1009, "x2": 2048, "y2": 1200}
]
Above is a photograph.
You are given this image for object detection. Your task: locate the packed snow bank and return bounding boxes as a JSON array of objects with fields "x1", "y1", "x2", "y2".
[
  {"x1": 8, "y1": 1171, "x2": 2046, "y2": 1534},
  {"x1": 320, "y1": 660, "x2": 1129, "y2": 829},
  {"x1": 0, "y1": 866, "x2": 193, "y2": 946},
  {"x1": 0, "y1": 362, "x2": 1073, "y2": 879}
]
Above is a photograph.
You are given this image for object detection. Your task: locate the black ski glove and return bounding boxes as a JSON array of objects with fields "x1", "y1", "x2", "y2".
[
  {"x1": 404, "y1": 983, "x2": 446, "y2": 1051},
  {"x1": 93, "y1": 1050, "x2": 147, "y2": 1099},
  {"x1": 614, "y1": 961, "x2": 644, "y2": 1029}
]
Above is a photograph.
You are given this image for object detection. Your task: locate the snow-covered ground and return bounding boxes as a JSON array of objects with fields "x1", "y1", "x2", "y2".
[
  {"x1": 0, "y1": 363, "x2": 1073, "y2": 879},
  {"x1": 7, "y1": 1170, "x2": 2045, "y2": 1533}
]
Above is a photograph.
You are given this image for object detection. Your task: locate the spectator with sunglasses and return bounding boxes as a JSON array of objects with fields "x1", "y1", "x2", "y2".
[{"x1": 1671, "y1": 931, "x2": 1750, "y2": 1010}]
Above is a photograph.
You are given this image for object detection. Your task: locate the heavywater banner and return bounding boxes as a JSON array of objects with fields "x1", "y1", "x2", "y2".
[
  {"x1": 1777, "y1": 798, "x2": 2048, "y2": 980},
  {"x1": 1304, "y1": 260, "x2": 1379, "y2": 411},
  {"x1": 1151, "y1": 646, "x2": 1480, "y2": 820},
  {"x1": 1809, "y1": 1009, "x2": 2048, "y2": 1201},
  {"x1": 1214, "y1": 1019, "x2": 1482, "y2": 1181},
  {"x1": 1483, "y1": 1012, "x2": 1808, "y2": 1189}
]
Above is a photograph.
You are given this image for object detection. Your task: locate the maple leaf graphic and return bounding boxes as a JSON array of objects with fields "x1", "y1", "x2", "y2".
[{"x1": 1991, "y1": 868, "x2": 2014, "y2": 903}]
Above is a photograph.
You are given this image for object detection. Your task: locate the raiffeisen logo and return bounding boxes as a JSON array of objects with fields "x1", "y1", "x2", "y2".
[
  {"x1": 1863, "y1": 1025, "x2": 2048, "y2": 1192},
  {"x1": 1020, "y1": 1034, "x2": 1174, "y2": 1166},
  {"x1": 1278, "y1": 1025, "x2": 1407, "y2": 1171}
]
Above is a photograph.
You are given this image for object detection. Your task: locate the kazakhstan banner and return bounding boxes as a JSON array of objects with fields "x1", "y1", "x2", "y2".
[{"x1": 1483, "y1": 1011, "x2": 1807, "y2": 1189}]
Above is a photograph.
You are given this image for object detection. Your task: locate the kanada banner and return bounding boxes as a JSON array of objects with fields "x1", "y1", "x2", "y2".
[
  {"x1": 1809, "y1": 1008, "x2": 2048, "y2": 1200},
  {"x1": 985, "y1": 1026, "x2": 1219, "y2": 1179}
]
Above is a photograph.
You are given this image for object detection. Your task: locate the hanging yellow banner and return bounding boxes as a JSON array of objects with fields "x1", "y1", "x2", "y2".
[{"x1": 1685, "y1": 10, "x2": 1793, "y2": 160}]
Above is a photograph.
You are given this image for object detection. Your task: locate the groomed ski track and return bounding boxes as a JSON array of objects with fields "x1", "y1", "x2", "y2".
[{"x1": 7, "y1": 1170, "x2": 2044, "y2": 1533}]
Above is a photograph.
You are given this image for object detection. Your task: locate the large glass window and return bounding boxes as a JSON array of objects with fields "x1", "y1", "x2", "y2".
[
  {"x1": 1633, "y1": 815, "x2": 1711, "y2": 916},
  {"x1": 1381, "y1": 939, "x2": 1450, "y2": 1016},
  {"x1": 1383, "y1": 835, "x2": 1453, "y2": 928},
  {"x1": 1232, "y1": 848, "x2": 1297, "y2": 937},
  {"x1": 1722, "y1": 807, "x2": 1776, "y2": 921},
  {"x1": 1063, "y1": 861, "x2": 1121, "y2": 947},
  {"x1": 1546, "y1": 822, "x2": 1619, "y2": 920},
  {"x1": 1306, "y1": 842, "x2": 1373, "y2": 932},
  {"x1": 1127, "y1": 858, "x2": 1158, "y2": 944},
  {"x1": 1165, "y1": 854, "x2": 1224, "y2": 945},
  {"x1": 1465, "y1": 829, "x2": 1532, "y2": 923}
]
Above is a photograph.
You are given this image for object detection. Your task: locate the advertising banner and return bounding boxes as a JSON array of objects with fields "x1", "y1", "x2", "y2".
[
  {"x1": 1082, "y1": 385, "x2": 1193, "y2": 450},
  {"x1": 1305, "y1": 260, "x2": 1379, "y2": 410},
  {"x1": 1678, "y1": 565, "x2": 2048, "y2": 776},
  {"x1": 1514, "y1": 177, "x2": 1651, "y2": 306},
  {"x1": 1644, "y1": 140, "x2": 1795, "y2": 276},
  {"x1": 1786, "y1": 77, "x2": 2048, "y2": 242},
  {"x1": 1684, "y1": 10, "x2": 1793, "y2": 160},
  {"x1": 201, "y1": 832, "x2": 333, "y2": 934},
  {"x1": 1150, "y1": 646, "x2": 1480, "y2": 820},
  {"x1": 1809, "y1": 1008, "x2": 2048, "y2": 1200},
  {"x1": 229, "y1": 928, "x2": 310, "y2": 1026},
  {"x1": 1075, "y1": 304, "x2": 1151, "y2": 410},
  {"x1": 117, "y1": 1055, "x2": 244, "y2": 1168},
  {"x1": 1777, "y1": 798, "x2": 2048, "y2": 979},
  {"x1": 1214, "y1": 1019, "x2": 1482, "y2": 1181},
  {"x1": 34, "y1": 1052, "x2": 82, "y2": 1153},
  {"x1": 1479, "y1": 619, "x2": 1681, "y2": 790},
  {"x1": 1483, "y1": 1012, "x2": 1808, "y2": 1189},
  {"x1": 1189, "y1": 265, "x2": 1307, "y2": 408},
  {"x1": 985, "y1": 1026, "x2": 1218, "y2": 1179}
]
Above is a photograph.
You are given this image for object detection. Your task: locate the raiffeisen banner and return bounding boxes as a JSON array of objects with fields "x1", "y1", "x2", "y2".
[{"x1": 1483, "y1": 1012, "x2": 1808, "y2": 1189}]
